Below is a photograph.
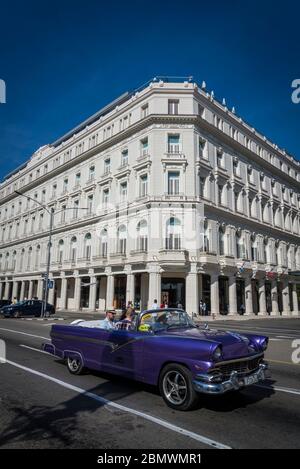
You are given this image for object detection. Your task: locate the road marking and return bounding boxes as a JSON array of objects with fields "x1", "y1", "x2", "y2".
[
  {"x1": 19, "y1": 344, "x2": 51, "y2": 355},
  {"x1": 269, "y1": 338, "x2": 282, "y2": 341},
  {"x1": 267, "y1": 359, "x2": 300, "y2": 366},
  {"x1": 255, "y1": 384, "x2": 300, "y2": 396},
  {"x1": 43, "y1": 323, "x2": 56, "y2": 327},
  {"x1": 276, "y1": 335, "x2": 296, "y2": 339},
  {"x1": 0, "y1": 327, "x2": 49, "y2": 341},
  {"x1": 4, "y1": 359, "x2": 231, "y2": 450}
]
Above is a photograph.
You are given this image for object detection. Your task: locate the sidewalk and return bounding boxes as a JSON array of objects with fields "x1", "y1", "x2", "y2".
[{"x1": 56, "y1": 310, "x2": 300, "y2": 322}]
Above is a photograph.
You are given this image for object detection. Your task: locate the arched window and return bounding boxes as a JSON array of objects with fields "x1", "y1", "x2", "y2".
[
  {"x1": 166, "y1": 217, "x2": 181, "y2": 250},
  {"x1": 5, "y1": 253, "x2": 9, "y2": 271},
  {"x1": 202, "y1": 219, "x2": 210, "y2": 252},
  {"x1": 84, "y1": 233, "x2": 92, "y2": 260},
  {"x1": 12, "y1": 251, "x2": 17, "y2": 271},
  {"x1": 118, "y1": 225, "x2": 127, "y2": 254},
  {"x1": 20, "y1": 249, "x2": 25, "y2": 271},
  {"x1": 100, "y1": 229, "x2": 108, "y2": 257},
  {"x1": 236, "y1": 231, "x2": 245, "y2": 259},
  {"x1": 264, "y1": 238, "x2": 269, "y2": 264},
  {"x1": 251, "y1": 235, "x2": 257, "y2": 261},
  {"x1": 218, "y1": 226, "x2": 225, "y2": 255},
  {"x1": 58, "y1": 240, "x2": 64, "y2": 264},
  {"x1": 71, "y1": 237, "x2": 77, "y2": 263},
  {"x1": 27, "y1": 247, "x2": 32, "y2": 270},
  {"x1": 137, "y1": 220, "x2": 148, "y2": 251},
  {"x1": 275, "y1": 240, "x2": 280, "y2": 265}
]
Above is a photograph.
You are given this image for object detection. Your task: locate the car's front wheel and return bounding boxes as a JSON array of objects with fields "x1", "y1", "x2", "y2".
[
  {"x1": 13, "y1": 311, "x2": 21, "y2": 318},
  {"x1": 66, "y1": 355, "x2": 85, "y2": 375},
  {"x1": 159, "y1": 363, "x2": 199, "y2": 411}
]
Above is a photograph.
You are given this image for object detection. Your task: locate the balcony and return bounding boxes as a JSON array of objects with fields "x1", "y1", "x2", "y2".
[{"x1": 158, "y1": 248, "x2": 188, "y2": 264}]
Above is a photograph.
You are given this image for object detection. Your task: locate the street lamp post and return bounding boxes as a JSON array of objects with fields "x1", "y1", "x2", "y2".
[
  {"x1": 42, "y1": 207, "x2": 54, "y2": 317},
  {"x1": 15, "y1": 191, "x2": 88, "y2": 318}
]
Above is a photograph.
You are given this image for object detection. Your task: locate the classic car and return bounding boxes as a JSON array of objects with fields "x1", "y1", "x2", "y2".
[
  {"x1": 43, "y1": 308, "x2": 270, "y2": 411},
  {"x1": 1, "y1": 300, "x2": 55, "y2": 318}
]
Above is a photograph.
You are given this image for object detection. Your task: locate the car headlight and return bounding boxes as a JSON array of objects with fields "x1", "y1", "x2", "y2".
[
  {"x1": 212, "y1": 346, "x2": 222, "y2": 361},
  {"x1": 261, "y1": 338, "x2": 268, "y2": 351}
]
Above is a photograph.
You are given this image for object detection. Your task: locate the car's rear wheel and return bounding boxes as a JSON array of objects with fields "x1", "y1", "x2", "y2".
[
  {"x1": 66, "y1": 355, "x2": 85, "y2": 375},
  {"x1": 159, "y1": 363, "x2": 199, "y2": 411}
]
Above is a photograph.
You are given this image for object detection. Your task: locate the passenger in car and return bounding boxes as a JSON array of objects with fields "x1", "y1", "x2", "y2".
[{"x1": 115, "y1": 308, "x2": 135, "y2": 331}]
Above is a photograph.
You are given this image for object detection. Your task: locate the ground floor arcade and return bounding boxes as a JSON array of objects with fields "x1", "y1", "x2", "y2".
[{"x1": 1, "y1": 264, "x2": 300, "y2": 317}]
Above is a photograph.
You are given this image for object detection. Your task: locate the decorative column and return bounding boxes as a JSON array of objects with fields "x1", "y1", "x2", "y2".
[
  {"x1": 292, "y1": 283, "x2": 299, "y2": 316},
  {"x1": 28, "y1": 281, "x2": 34, "y2": 300},
  {"x1": 258, "y1": 278, "x2": 267, "y2": 316},
  {"x1": 147, "y1": 263, "x2": 161, "y2": 309},
  {"x1": 228, "y1": 275, "x2": 238, "y2": 315},
  {"x1": 244, "y1": 275, "x2": 254, "y2": 315},
  {"x1": 210, "y1": 272, "x2": 219, "y2": 316},
  {"x1": 4, "y1": 282, "x2": 10, "y2": 300},
  {"x1": 0, "y1": 282, "x2": 3, "y2": 299},
  {"x1": 74, "y1": 273, "x2": 81, "y2": 311},
  {"x1": 186, "y1": 263, "x2": 199, "y2": 316},
  {"x1": 126, "y1": 268, "x2": 135, "y2": 305},
  {"x1": 37, "y1": 280, "x2": 44, "y2": 300},
  {"x1": 270, "y1": 280, "x2": 279, "y2": 316},
  {"x1": 99, "y1": 276, "x2": 107, "y2": 311},
  {"x1": 20, "y1": 281, "x2": 25, "y2": 301},
  {"x1": 12, "y1": 282, "x2": 18, "y2": 301},
  {"x1": 89, "y1": 275, "x2": 97, "y2": 311},
  {"x1": 106, "y1": 273, "x2": 114, "y2": 309},
  {"x1": 282, "y1": 277, "x2": 291, "y2": 316},
  {"x1": 60, "y1": 276, "x2": 68, "y2": 310}
]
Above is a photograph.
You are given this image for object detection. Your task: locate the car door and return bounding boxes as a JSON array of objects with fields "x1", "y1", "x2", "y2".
[
  {"x1": 23, "y1": 300, "x2": 33, "y2": 316},
  {"x1": 101, "y1": 328, "x2": 144, "y2": 380}
]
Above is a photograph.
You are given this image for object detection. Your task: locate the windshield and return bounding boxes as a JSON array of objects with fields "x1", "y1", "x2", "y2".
[{"x1": 139, "y1": 309, "x2": 195, "y2": 332}]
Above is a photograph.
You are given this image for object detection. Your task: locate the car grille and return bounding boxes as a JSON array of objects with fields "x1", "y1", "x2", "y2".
[{"x1": 215, "y1": 355, "x2": 263, "y2": 377}]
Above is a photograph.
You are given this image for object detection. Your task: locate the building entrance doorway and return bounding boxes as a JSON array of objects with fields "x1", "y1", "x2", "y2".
[{"x1": 161, "y1": 278, "x2": 185, "y2": 308}]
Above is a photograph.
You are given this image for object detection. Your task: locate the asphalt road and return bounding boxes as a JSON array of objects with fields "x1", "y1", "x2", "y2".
[{"x1": 0, "y1": 315, "x2": 299, "y2": 449}]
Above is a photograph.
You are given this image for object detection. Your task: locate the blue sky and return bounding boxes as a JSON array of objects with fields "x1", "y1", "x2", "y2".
[{"x1": 0, "y1": 0, "x2": 299, "y2": 180}]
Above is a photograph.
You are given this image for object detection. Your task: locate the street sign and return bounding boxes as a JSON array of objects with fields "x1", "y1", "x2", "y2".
[{"x1": 48, "y1": 280, "x2": 54, "y2": 289}]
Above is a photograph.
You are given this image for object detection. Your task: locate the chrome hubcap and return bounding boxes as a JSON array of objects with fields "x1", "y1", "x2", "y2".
[
  {"x1": 163, "y1": 371, "x2": 188, "y2": 405},
  {"x1": 68, "y1": 358, "x2": 80, "y2": 372}
]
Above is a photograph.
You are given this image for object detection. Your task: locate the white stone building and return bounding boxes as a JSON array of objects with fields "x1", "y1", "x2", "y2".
[{"x1": 0, "y1": 77, "x2": 300, "y2": 316}]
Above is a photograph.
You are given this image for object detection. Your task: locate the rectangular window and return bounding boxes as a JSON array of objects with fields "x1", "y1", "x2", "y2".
[
  {"x1": 61, "y1": 205, "x2": 66, "y2": 223},
  {"x1": 103, "y1": 189, "x2": 109, "y2": 206},
  {"x1": 75, "y1": 173, "x2": 81, "y2": 187},
  {"x1": 168, "y1": 171, "x2": 180, "y2": 195},
  {"x1": 89, "y1": 166, "x2": 95, "y2": 181},
  {"x1": 140, "y1": 174, "x2": 148, "y2": 197},
  {"x1": 141, "y1": 138, "x2": 148, "y2": 156},
  {"x1": 168, "y1": 99, "x2": 179, "y2": 115},
  {"x1": 199, "y1": 177, "x2": 205, "y2": 197},
  {"x1": 141, "y1": 104, "x2": 149, "y2": 118},
  {"x1": 73, "y1": 200, "x2": 79, "y2": 219},
  {"x1": 120, "y1": 182, "x2": 128, "y2": 202},
  {"x1": 87, "y1": 195, "x2": 93, "y2": 215},
  {"x1": 63, "y1": 179, "x2": 68, "y2": 193},
  {"x1": 121, "y1": 150, "x2": 128, "y2": 167},
  {"x1": 104, "y1": 158, "x2": 111, "y2": 175},
  {"x1": 168, "y1": 134, "x2": 180, "y2": 153}
]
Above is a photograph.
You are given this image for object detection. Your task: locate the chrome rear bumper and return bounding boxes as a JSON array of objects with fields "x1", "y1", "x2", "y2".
[{"x1": 193, "y1": 363, "x2": 269, "y2": 395}]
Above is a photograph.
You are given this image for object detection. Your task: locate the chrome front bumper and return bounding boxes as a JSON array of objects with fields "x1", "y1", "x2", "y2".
[{"x1": 193, "y1": 363, "x2": 269, "y2": 395}]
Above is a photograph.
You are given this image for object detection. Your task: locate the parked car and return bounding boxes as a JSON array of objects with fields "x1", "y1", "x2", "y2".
[
  {"x1": 44, "y1": 308, "x2": 269, "y2": 411},
  {"x1": 0, "y1": 299, "x2": 12, "y2": 310},
  {"x1": 1, "y1": 300, "x2": 55, "y2": 318}
]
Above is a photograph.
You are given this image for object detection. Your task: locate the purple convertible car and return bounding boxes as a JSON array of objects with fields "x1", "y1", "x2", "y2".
[{"x1": 43, "y1": 308, "x2": 270, "y2": 411}]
